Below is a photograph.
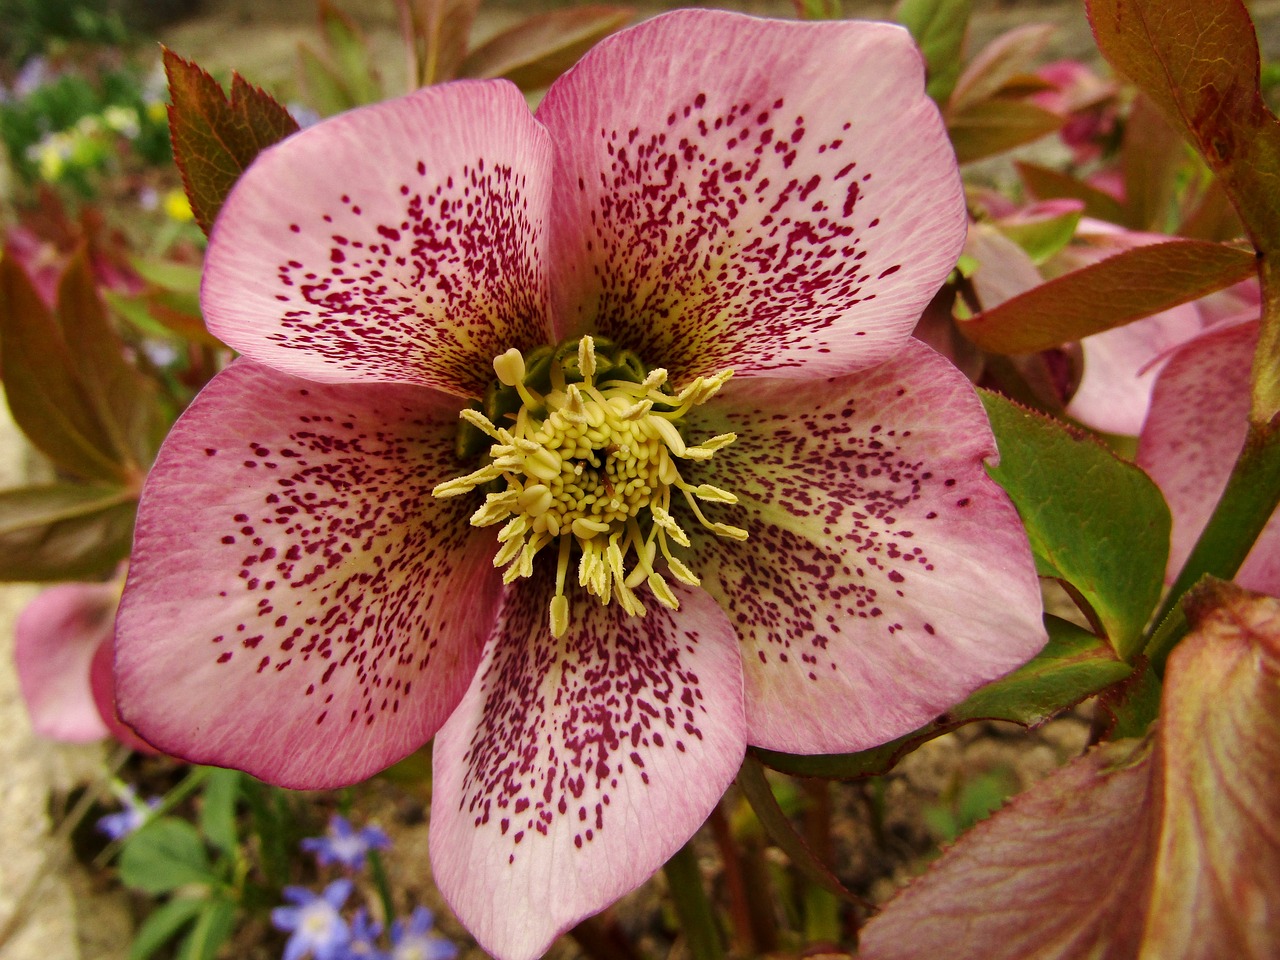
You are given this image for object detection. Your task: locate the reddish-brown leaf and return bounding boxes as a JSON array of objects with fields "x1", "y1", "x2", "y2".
[
  {"x1": 163, "y1": 48, "x2": 300, "y2": 236},
  {"x1": 959, "y1": 239, "x2": 1257, "y2": 354},
  {"x1": 1017, "y1": 161, "x2": 1129, "y2": 226},
  {"x1": 948, "y1": 23, "x2": 1056, "y2": 114},
  {"x1": 0, "y1": 252, "x2": 127, "y2": 482},
  {"x1": 860, "y1": 579, "x2": 1280, "y2": 960},
  {"x1": 458, "y1": 6, "x2": 633, "y2": 91},
  {"x1": 1086, "y1": 0, "x2": 1280, "y2": 252},
  {"x1": 948, "y1": 98, "x2": 1063, "y2": 164}
]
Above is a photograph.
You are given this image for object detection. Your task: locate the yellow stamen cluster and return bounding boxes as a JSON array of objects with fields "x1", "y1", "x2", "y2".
[{"x1": 433, "y1": 337, "x2": 746, "y2": 637}]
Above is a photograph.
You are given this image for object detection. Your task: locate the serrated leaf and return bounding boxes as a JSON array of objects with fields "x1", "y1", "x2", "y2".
[
  {"x1": 1016, "y1": 160, "x2": 1129, "y2": 226},
  {"x1": 176, "y1": 899, "x2": 237, "y2": 960},
  {"x1": 958, "y1": 239, "x2": 1257, "y2": 354},
  {"x1": 948, "y1": 99, "x2": 1063, "y2": 164},
  {"x1": 163, "y1": 48, "x2": 300, "y2": 236},
  {"x1": 119, "y1": 818, "x2": 214, "y2": 894},
  {"x1": 198, "y1": 768, "x2": 241, "y2": 857},
  {"x1": 0, "y1": 253, "x2": 130, "y2": 482},
  {"x1": 459, "y1": 6, "x2": 633, "y2": 91},
  {"x1": 129, "y1": 897, "x2": 206, "y2": 960},
  {"x1": 859, "y1": 580, "x2": 1280, "y2": 960},
  {"x1": 753, "y1": 616, "x2": 1132, "y2": 779},
  {"x1": 948, "y1": 23, "x2": 1056, "y2": 114},
  {"x1": 980, "y1": 391, "x2": 1168, "y2": 657},
  {"x1": 895, "y1": 0, "x2": 971, "y2": 105},
  {"x1": 0, "y1": 484, "x2": 136, "y2": 581}
]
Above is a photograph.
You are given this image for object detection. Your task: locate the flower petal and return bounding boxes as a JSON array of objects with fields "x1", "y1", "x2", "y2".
[
  {"x1": 685, "y1": 338, "x2": 1046, "y2": 753},
  {"x1": 89, "y1": 633, "x2": 157, "y2": 753},
  {"x1": 429, "y1": 574, "x2": 745, "y2": 960},
  {"x1": 14, "y1": 581, "x2": 116, "y2": 741},
  {"x1": 202, "y1": 81, "x2": 553, "y2": 398},
  {"x1": 116, "y1": 360, "x2": 501, "y2": 787},
  {"x1": 1136, "y1": 319, "x2": 1278, "y2": 593},
  {"x1": 538, "y1": 10, "x2": 965, "y2": 383}
]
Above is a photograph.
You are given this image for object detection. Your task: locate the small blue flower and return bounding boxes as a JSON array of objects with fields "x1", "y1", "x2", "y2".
[
  {"x1": 390, "y1": 907, "x2": 456, "y2": 960},
  {"x1": 272, "y1": 879, "x2": 353, "y2": 960},
  {"x1": 302, "y1": 815, "x2": 390, "y2": 870},
  {"x1": 341, "y1": 908, "x2": 389, "y2": 960},
  {"x1": 96, "y1": 786, "x2": 160, "y2": 840}
]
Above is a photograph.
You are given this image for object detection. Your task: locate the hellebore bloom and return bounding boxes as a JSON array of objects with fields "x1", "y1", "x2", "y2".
[
  {"x1": 14, "y1": 578, "x2": 152, "y2": 751},
  {"x1": 302, "y1": 814, "x2": 391, "y2": 870},
  {"x1": 1137, "y1": 320, "x2": 1279, "y2": 594},
  {"x1": 116, "y1": 11, "x2": 1046, "y2": 959}
]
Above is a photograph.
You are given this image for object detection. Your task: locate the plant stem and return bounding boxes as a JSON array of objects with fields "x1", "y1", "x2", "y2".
[
  {"x1": 663, "y1": 840, "x2": 723, "y2": 960},
  {"x1": 1151, "y1": 421, "x2": 1280, "y2": 670},
  {"x1": 367, "y1": 849, "x2": 396, "y2": 927},
  {"x1": 708, "y1": 802, "x2": 756, "y2": 956},
  {"x1": 568, "y1": 913, "x2": 644, "y2": 960}
]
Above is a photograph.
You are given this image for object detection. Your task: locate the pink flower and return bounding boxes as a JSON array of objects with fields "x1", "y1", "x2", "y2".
[
  {"x1": 116, "y1": 12, "x2": 1046, "y2": 958},
  {"x1": 1058, "y1": 221, "x2": 1260, "y2": 435},
  {"x1": 1137, "y1": 320, "x2": 1278, "y2": 593},
  {"x1": 14, "y1": 578, "x2": 151, "y2": 750}
]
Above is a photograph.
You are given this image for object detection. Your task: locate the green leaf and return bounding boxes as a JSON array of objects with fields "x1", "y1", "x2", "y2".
[
  {"x1": 996, "y1": 205, "x2": 1083, "y2": 265},
  {"x1": 948, "y1": 23, "x2": 1056, "y2": 114},
  {"x1": 297, "y1": 45, "x2": 356, "y2": 117},
  {"x1": 317, "y1": 0, "x2": 380, "y2": 105},
  {"x1": 1016, "y1": 161, "x2": 1129, "y2": 226},
  {"x1": 980, "y1": 391, "x2": 1169, "y2": 658},
  {"x1": 0, "y1": 253, "x2": 130, "y2": 482},
  {"x1": 459, "y1": 7, "x2": 633, "y2": 91},
  {"x1": 119, "y1": 818, "x2": 214, "y2": 895},
  {"x1": 895, "y1": 0, "x2": 971, "y2": 104},
  {"x1": 791, "y1": 0, "x2": 841, "y2": 19},
  {"x1": 163, "y1": 47, "x2": 300, "y2": 236},
  {"x1": 958, "y1": 239, "x2": 1257, "y2": 354},
  {"x1": 754, "y1": 616, "x2": 1133, "y2": 779},
  {"x1": 198, "y1": 768, "x2": 241, "y2": 857},
  {"x1": 0, "y1": 484, "x2": 136, "y2": 581},
  {"x1": 947, "y1": 99, "x2": 1063, "y2": 164},
  {"x1": 176, "y1": 899, "x2": 237, "y2": 960},
  {"x1": 129, "y1": 897, "x2": 206, "y2": 960}
]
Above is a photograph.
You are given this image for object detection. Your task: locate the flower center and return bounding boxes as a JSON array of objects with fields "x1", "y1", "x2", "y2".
[{"x1": 433, "y1": 336, "x2": 745, "y2": 637}]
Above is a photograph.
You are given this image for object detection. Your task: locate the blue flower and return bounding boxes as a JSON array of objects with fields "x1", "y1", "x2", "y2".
[
  {"x1": 272, "y1": 879, "x2": 353, "y2": 960},
  {"x1": 390, "y1": 907, "x2": 456, "y2": 960},
  {"x1": 302, "y1": 815, "x2": 391, "y2": 871},
  {"x1": 96, "y1": 786, "x2": 160, "y2": 840},
  {"x1": 341, "y1": 908, "x2": 389, "y2": 960}
]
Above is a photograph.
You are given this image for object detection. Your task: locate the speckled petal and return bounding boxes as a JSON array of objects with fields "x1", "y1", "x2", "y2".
[
  {"x1": 537, "y1": 10, "x2": 965, "y2": 383},
  {"x1": 202, "y1": 81, "x2": 553, "y2": 398},
  {"x1": 15, "y1": 581, "x2": 117, "y2": 742},
  {"x1": 116, "y1": 360, "x2": 501, "y2": 787},
  {"x1": 684, "y1": 338, "x2": 1047, "y2": 753},
  {"x1": 1137, "y1": 320, "x2": 1278, "y2": 593},
  {"x1": 430, "y1": 573, "x2": 745, "y2": 960}
]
